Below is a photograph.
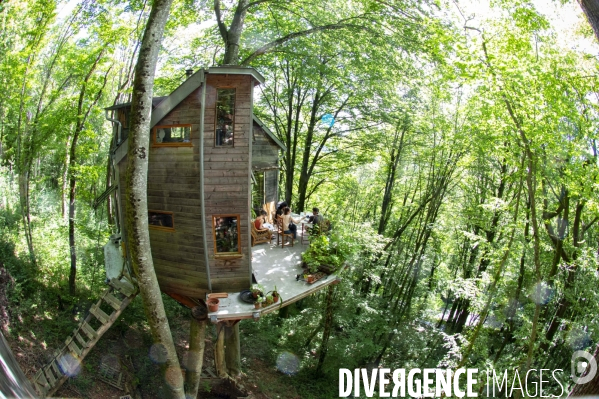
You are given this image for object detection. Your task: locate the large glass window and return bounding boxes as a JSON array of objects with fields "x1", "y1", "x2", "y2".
[
  {"x1": 212, "y1": 215, "x2": 241, "y2": 255},
  {"x1": 153, "y1": 124, "x2": 192, "y2": 146},
  {"x1": 215, "y1": 88, "x2": 235, "y2": 147}
]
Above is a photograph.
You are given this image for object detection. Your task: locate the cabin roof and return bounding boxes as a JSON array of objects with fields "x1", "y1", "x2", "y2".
[
  {"x1": 254, "y1": 116, "x2": 286, "y2": 151},
  {"x1": 104, "y1": 96, "x2": 167, "y2": 111}
]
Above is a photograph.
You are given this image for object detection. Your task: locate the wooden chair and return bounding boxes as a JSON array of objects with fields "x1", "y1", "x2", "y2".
[
  {"x1": 251, "y1": 223, "x2": 272, "y2": 246},
  {"x1": 276, "y1": 216, "x2": 294, "y2": 248}
]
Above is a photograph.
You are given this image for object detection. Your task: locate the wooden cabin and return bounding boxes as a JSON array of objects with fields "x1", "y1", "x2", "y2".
[{"x1": 105, "y1": 66, "x2": 285, "y2": 302}]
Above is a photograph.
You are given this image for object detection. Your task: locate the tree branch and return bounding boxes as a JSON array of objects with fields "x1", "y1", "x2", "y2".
[{"x1": 240, "y1": 22, "x2": 364, "y2": 65}]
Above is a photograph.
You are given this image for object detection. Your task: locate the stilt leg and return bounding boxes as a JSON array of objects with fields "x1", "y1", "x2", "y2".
[
  {"x1": 214, "y1": 323, "x2": 228, "y2": 378},
  {"x1": 224, "y1": 322, "x2": 240, "y2": 377},
  {"x1": 185, "y1": 318, "x2": 206, "y2": 398}
]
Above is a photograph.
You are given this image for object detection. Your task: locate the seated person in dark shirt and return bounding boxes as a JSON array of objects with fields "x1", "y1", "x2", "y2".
[
  {"x1": 308, "y1": 207, "x2": 323, "y2": 224},
  {"x1": 275, "y1": 201, "x2": 288, "y2": 217}
]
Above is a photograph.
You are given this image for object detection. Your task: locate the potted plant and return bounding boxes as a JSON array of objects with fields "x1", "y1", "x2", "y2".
[
  {"x1": 301, "y1": 229, "x2": 350, "y2": 275},
  {"x1": 265, "y1": 295, "x2": 274, "y2": 306},
  {"x1": 251, "y1": 284, "x2": 264, "y2": 299},
  {"x1": 254, "y1": 296, "x2": 265, "y2": 309},
  {"x1": 272, "y1": 286, "x2": 280, "y2": 303},
  {"x1": 207, "y1": 298, "x2": 220, "y2": 312},
  {"x1": 304, "y1": 274, "x2": 315, "y2": 284}
]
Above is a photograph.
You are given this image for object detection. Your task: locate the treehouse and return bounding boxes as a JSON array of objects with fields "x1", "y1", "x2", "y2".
[
  {"x1": 104, "y1": 66, "x2": 339, "y2": 318},
  {"x1": 105, "y1": 66, "x2": 284, "y2": 297}
]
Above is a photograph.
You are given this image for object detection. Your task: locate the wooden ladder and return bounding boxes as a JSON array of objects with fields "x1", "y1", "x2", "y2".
[{"x1": 32, "y1": 278, "x2": 138, "y2": 398}]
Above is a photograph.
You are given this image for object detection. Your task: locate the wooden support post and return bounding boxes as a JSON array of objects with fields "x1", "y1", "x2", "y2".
[
  {"x1": 185, "y1": 318, "x2": 206, "y2": 398},
  {"x1": 224, "y1": 322, "x2": 241, "y2": 377},
  {"x1": 214, "y1": 323, "x2": 228, "y2": 378}
]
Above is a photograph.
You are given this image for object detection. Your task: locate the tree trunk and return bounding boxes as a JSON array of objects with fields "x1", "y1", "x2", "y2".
[
  {"x1": 62, "y1": 133, "x2": 71, "y2": 220},
  {"x1": 317, "y1": 285, "x2": 335, "y2": 373},
  {"x1": 215, "y1": 0, "x2": 249, "y2": 65},
  {"x1": 214, "y1": 323, "x2": 228, "y2": 378},
  {"x1": 68, "y1": 50, "x2": 107, "y2": 296},
  {"x1": 125, "y1": 0, "x2": 183, "y2": 397},
  {"x1": 225, "y1": 322, "x2": 241, "y2": 377},
  {"x1": 579, "y1": 0, "x2": 599, "y2": 43},
  {"x1": 185, "y1": 319, "x2": 206, "y2": 398}
]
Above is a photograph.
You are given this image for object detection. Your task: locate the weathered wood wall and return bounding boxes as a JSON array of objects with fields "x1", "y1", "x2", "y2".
[
  {"x1": 116, "y1": 88, "x2": 209, "y2": 298},
  {"x1": 149, "y1": 86, "x2": 207, "y2": 297},
  {"x1": 252, "y1": 123, "x2": 279, "y2": 170},
  {"x1": 203, "y1": 74, "x2": 253, "y2": 292}
]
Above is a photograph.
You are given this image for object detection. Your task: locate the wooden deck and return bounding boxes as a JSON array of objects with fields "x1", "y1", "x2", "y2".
[{"x1": 206, "y1": 237, "x2": 339, "y2": 322}]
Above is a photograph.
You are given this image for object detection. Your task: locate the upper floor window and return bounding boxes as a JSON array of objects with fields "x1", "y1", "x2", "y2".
[
  {"x1": 153, "y1": 124, "x2": 192, "y2": 146},
  {"x1": 215, "y1": 88, "x2": 235, "y2": 147}
]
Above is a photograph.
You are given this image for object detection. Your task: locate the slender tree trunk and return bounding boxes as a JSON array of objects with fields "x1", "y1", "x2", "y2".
[
  {"x1": 185, "y1": 319, "x2": 206, "y2": 398},
  {"x1": 68, "y1": 50, "x2": 107, "y2": 295},
  {"x1": 62, "y1": 133, "x2": 71, "y2": 219},
  {"x1": 125, "y1": 0, "x2": 183, "y2": 397},
  {"x1": 317, "y1": 285, "x2": 335, "y2": 373}
]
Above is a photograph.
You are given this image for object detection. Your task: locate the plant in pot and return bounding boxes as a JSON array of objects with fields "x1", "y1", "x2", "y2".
[
  {"x1": 251, "y1": 284, "x2": 264, "y2": 299},
  {"x1": 207, "y1": 298, "x2": 220, "y2": 312},
  {"x1": 265, "y1": 295, "x2": 274, "y2": 306},
  {"x1": 254, "y1": 296, "x2": 265, "y2": 309},
  {"x1": 272, "y1": 286, "x2": 280, "y2": 303},
  {"x1": 301, "y1": 230, "x2": 350, "y2": 275}
]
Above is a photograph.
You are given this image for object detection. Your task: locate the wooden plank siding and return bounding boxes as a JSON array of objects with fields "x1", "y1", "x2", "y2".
[
  {"x1": 114, "y1": 86, "x2": 209, "y2": 299},
  {"x1": 252, "y1": 123, "x2": 279, "y2": 170},
  {"x1": 203, "y1": 73, "x2": 253, "y2": 292},
  {"x1": 147, "y1": 85, "x2": 207, "y2": 298}
]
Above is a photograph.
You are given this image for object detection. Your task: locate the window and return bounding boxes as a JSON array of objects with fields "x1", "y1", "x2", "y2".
[
  {"x1": 212, "y1": 215, "x2": 241, "y2": 256},
  {"x1": 148, "y1": 210, "x2": 175, "y2": 231},
  {"x1": 215, "y1": 88, "x2": 235, "y2": 147},
  {"x1": 153, "y1": 124, "x2": 192, "y2": 146}
]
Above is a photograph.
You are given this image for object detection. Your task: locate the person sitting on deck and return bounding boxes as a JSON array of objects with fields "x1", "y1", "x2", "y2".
[
  {"x1": 254, "y1": 210, "x2": 274, "y2": 232},
  {"x1": 308, "y1": 207, "x2": 323, "y2": 224},
  {"x1": 281, "y1": 207, "x2": 300, "y2": 240},
  {"x1": 275, "y1": 201, "x2": 288, "y2": 218}
]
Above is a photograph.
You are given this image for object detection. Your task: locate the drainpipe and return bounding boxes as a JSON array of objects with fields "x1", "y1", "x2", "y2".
[{"x1": 104, "y1": 109, "x2": 122, "y2": 148}]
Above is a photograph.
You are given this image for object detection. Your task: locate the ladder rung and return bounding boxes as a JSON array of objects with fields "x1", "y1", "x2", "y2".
[
  {"x1": 33, "y1": 379, "x2": 46, "y2": 396},
  {"x1": 103, "y1": 292, "x2": 122, "y2": 310},
  {"x1": 75, "y1": 332, "x2": 88, "y2": 348},
  {"x1": 51, "y1": 360, "x2": 61, "y2": 378},
  {"x1": 44, "y1": 366, "x2": 56, "y2": 385},
  {"x1": 68, "y1": 341, "x2": 82, "y2": 357},
  {"x1": 81, "y1": 321, "x2": 98, "y2": 339},
  {"x1": 90, "y1": 304, "x2": 109, "y2": 324},
  {"x1": 36, "y1": 369, "x2": 49, "y2": 388},
  {"x1": 109, "y1": 278, "x2": 135, "y2": 297}
]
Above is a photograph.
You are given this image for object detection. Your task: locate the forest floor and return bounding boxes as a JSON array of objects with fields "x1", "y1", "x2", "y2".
[{"x1": 0, "y1": 271, "x2": 308, "y2": 399}]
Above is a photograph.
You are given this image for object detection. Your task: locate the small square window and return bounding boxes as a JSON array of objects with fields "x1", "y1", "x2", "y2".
[
  {"x1": 215, "y1": 88, "x2": 235, "y2": 147},
  {"x1": 153, "y1": 124, "x2": 192, "y2": 146},
  {"x1": 212, "y1": 214, "x2": 241, "y2": 256},
  {"x1": 149, "y1": 211, "x2": 175, "y2": 231}
]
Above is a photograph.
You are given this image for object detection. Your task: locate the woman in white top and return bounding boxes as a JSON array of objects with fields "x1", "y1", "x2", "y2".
[{"x1": 281, "y1": 207, "x2": 300, "y2": 239}]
